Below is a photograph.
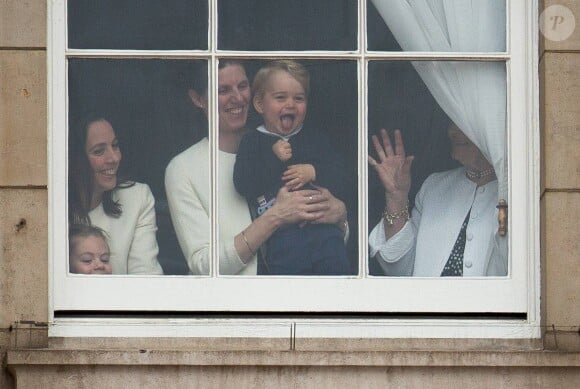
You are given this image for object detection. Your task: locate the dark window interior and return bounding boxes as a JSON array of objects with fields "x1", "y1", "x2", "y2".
[{"x1": 68, "y1": 0, "x2": 208, "y2": 50}]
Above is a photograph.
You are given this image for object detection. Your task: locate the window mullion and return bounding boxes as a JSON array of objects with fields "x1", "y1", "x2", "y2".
[
  {"x1": 364, "y1": 52, "x2": 510, "y2": 61},
  {"x1": 64, "y1": 50, "x2": 212, "y2": 59},
  {"x1": 359, "y1": 0, "x2": 368, "y2": 278},
  {"x1": 210, "y1": 0, "x2": 218, "y2": 277}
]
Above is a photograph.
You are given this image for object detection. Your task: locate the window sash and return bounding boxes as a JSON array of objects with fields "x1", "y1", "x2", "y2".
[{"x1": 49, "y1": 0, "x2": 539, "y2": 324}]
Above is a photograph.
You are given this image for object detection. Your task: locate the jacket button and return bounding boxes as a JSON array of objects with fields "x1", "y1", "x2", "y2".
[{"x1": 465, "y1": 261, "x2": 473, "y2": 268}]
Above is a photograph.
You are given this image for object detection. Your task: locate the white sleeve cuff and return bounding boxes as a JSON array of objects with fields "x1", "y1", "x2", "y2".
[
  {"x1": 368, "y1": 220, "x2": 414, "y2": 263},
  {"x1": 219, "y1": 240, "x2": 247, "y2": 275}
]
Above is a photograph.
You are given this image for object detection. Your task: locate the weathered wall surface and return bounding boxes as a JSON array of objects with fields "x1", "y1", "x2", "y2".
[
  {"x1": 8, "y1": 365, "x2": 580, "y2": 389},
  {"x1": 540, "y1": 0, "x2": 580, "y2": 351},
  {"x1": 1, "y1": 1, "x2": 47, "y2": 387},
  {"x1": 0, "y1": 1, "x2": 579, "y2": 387},
  {"x1": 6, "y1": 349, "x2": 580, "y2": 389}
]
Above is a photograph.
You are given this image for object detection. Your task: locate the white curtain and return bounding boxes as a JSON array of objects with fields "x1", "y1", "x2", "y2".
[{"x1": 370, "y1": 0, "x2": 508, "y2": 201}]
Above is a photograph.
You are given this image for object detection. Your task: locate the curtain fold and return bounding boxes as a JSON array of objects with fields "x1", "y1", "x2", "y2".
[{"x1": 370, "y1": 0, "x2": 508, "y2": 201}]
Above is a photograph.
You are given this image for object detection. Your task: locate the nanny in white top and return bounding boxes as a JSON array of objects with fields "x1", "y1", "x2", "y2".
[
  {"x1": 368, "y1": 124, "x2": 507, "y2": 277},
  {"x1": 69, "y1": 115, "x2": 164, "y2": 275},
  {"x1": 165, "y1": 61, "x2": 348, "y2": 275}
]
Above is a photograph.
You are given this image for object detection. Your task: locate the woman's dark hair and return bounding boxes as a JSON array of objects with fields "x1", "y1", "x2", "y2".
[
  {"x1": 177, "y1": 59, "x2": 247, "y2": 140},
  {"x1": 180, "y1": 59, "x2": 247, "y2": 97},
  {"x1": 68, "y1": 114, "x2": 133, "y2": 225}
]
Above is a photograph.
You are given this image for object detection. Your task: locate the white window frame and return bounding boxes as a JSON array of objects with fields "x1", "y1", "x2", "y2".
[{"x1": 48, "y1": 0, "x2": 540, "y2": 338}]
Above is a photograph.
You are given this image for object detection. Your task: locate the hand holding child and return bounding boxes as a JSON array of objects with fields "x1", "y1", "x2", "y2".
[
  {"x1": 272, "y1": 139, "x2": 292, "y2": 161},
  {"x1": 282, "y1": 164, "x2": 316, "y2": 190}
]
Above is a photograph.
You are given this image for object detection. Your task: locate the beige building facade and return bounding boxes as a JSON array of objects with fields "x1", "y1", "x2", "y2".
[{"x1": 1, "y1": 1, "x2": 579, "y2": 387}]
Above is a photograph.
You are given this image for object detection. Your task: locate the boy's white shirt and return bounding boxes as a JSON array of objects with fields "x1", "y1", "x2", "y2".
[{"x1": 256, "y1": 124, "x2": 303, "y2": 141}]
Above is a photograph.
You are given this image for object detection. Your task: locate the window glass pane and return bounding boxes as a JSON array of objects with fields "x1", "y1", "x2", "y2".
[
  {"x1": 367, "y1": 0, "x2": 506, "y2": 52},
  {"x1": 213, "y1": 60, "x2": 359, "y2": 276},
  {"x1": 218, "y1": 0, "x2": 357, "y2": 51},
  {"x1": 367, "y1": 61, "x2": 508, "y2": 277},
  {"x1": 55, "y1": 1, "x2": 533, "y2": 317},
  {"x1": 68, "y1": 59, "x2": 207, "y2": 275},
  {"x1": 68, "y1": 0, "x2": 208, "y2": 50}
]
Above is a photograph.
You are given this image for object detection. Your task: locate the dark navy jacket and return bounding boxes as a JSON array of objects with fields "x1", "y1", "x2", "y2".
[{"x1": 234, "y1": 127, "x2": 347, "y2": 214}]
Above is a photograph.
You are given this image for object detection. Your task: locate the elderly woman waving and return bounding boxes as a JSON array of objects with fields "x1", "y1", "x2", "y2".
[{"x1": 368, "y1": 125, "x2": 507, "y2": 277}]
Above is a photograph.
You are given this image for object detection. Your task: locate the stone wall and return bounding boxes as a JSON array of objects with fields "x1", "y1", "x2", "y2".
[
  {"x1": 1, "y1": 1, "x2": 47, "y2": 387},
  {"x1": 540, "y1": 0, "x2": 580, "y2": 351}
]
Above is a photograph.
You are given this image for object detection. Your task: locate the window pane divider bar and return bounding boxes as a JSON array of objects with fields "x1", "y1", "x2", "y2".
[
  {"x1": 365, "y1": 52, "x2": 509, "y2": 61},
  {"x1": 65, "y1": 50, "x2": 212, "y2": 59},
  {"x1": 358, "y1": 57, "x2": 369, "y2": 277},
  {"x1": 65, "y1": 50, "x2": 510, "y2": 61},
  {"x1": 359, "y1": 0, "x2": 369, "y2": 277},
  {"x1": 209, "y1": 0, "x2": 218, "y2": 276}
]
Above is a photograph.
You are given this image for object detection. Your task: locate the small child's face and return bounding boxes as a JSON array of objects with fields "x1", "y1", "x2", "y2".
[
  {"x1": 254, "y1": 70, "x2": 307, "y2": 137},
  {"x1": 69, "y1": 235, "x2": 112, "y2": 275}
]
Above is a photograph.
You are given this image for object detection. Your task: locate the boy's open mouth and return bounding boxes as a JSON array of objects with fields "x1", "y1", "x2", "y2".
[{"x1": 280, "y1": 114, "x2": 295, "y2": 130}]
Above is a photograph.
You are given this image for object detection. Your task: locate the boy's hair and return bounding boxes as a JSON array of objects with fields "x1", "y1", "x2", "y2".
[
  {"x1": 69, "y1": 224, "x2": 110, "y2": 254},
  {"x1": 252, "y1": 60, "x2": 310, "y2": 100}
]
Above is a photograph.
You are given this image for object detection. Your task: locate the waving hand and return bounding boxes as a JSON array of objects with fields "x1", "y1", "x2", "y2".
[{"x1": 368, "y1": 129, "x2": 414, "y2": 205}]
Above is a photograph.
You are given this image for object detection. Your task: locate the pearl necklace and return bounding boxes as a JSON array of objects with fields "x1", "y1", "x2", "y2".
[{"x1": 465, "y1": 167, "x2": 495, "y2": 181}]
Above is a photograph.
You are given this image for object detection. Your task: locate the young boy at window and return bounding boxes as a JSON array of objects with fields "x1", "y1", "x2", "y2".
[{"x1": 234, "y1": 60, "x2": 351, "y2": 276}]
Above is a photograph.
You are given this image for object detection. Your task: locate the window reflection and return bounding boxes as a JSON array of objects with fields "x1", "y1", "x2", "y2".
[
  {"x1": 68, "y1": 0, "x2": 208, "y2": 50},
  {"x1": 218, "y1": 0, "x2": 357, "y2": 51}
]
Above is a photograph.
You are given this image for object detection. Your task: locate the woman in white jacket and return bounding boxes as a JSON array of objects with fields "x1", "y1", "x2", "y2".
[
  {"x1": 69, "y1": 115, "x2": 163, "y2": 275},
  {"x1": 368, "y1": 125, "x2": 507, "y2": 277}
]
